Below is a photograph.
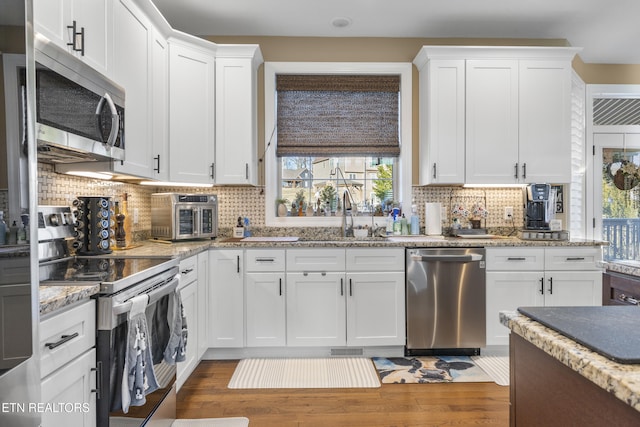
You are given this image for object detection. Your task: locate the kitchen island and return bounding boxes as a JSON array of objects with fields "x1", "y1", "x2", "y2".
[{"x1": 502, "y1": 308, "x2": 640, "y2": 426}]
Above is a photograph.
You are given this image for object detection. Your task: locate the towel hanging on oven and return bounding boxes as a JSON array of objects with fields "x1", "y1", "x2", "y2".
[
  {"x1": 164, "y1": 288, "x2": 187, "y2": 364},
  {"x1": 122, "y1": 294, "x2": 159, "y2": 413}
]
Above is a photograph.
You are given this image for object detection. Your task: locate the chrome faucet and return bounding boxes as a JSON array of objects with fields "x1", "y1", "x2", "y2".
[{"x1": 343, "y1": 190, "x2": 354, "y2": 237}]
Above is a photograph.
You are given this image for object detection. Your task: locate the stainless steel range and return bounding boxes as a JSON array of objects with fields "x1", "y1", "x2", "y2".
[{"x1": 38, "y1": 205, "x2": 181, "y2": 427}]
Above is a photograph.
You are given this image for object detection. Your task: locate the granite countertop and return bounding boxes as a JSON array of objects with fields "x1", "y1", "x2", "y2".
[
  {"x1": 600, "y1": 260, "x2": 640, "y2": 277},
  {"x1": 501, "y1": 310, "x2": 640, "y2": 412},
  {"x1": 39, "y1": 236, "x2": 605, "y2": 316},
  {"x1": 40, "y1": 284, "x2": 101, "y2": 317}
]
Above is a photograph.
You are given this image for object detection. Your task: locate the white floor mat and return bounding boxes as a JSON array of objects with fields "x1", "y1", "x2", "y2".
[
  {"x1": 228, "y1": 357, "x2": 381, "y2": 389},
  {"x1": 471, "y1": 355, "x2": 510, "y2": 386},
  {"x1": 173, "y1": 418, "x2": 249, "y2": 427}
]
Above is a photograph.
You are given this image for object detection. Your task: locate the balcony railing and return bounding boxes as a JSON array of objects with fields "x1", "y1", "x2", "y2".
[{"x1": 602, "y1": 218, "x2": 640, "y2": 261}]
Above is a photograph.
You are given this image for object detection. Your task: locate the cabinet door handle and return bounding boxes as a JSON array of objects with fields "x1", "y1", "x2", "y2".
[
  {"x1": 154, "y1": 155, "x2": 161, "y2": 173},
  {"x1": 246, "y1": 163, "x2": 249, "y2": 180},
  {"x1": 514, "y1": 163, "x2": 519, "y2": 179},
  {"x1": 522, "y1": 163, "x2": 527, "y2": 179},
  {"x1": 539, "y1": 277, "x2": 544, "y2": 295},
  {"x1": 340, "y1": 278, "x2": 344, "y2": 296},
  {"x1": 66, "y1": 21, "x2": 85, "y2": 55},
  {"x1": 507, "y1": 257, "x2": 526, "y2": 261},
  {"x1": 566, "y1": 257, "x2": 585, "y2": 261},
  {"x1": 432, "y1": 163, "x2": 437, "y2": 179},
  {"x1": 349, "y1": 278, "x2": 353, "y2": 297},
  {"x1": 91, "y1": 361, "x2": 102, "y2": 400},
  {"x1": 279, "y1": 278, "x2": 282, "y2": 296},
  {"x1": 45, "y1": 332, "x2": 79, "y2": 350},
  {"x1": 548, "y1": 277, "x2": 553, "y2": 294},
  {"x1": 237, "y1": 255, "x2": 240, "y2": 273},
  {"x1": 210, "y1": 163, "x2": 215, "y2": 180}
]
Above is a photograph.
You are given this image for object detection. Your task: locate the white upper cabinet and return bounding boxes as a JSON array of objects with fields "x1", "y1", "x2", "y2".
[
  {"x1": 465, "y1": 59, "x2": 519, "y2": 184},
  {"x1": 111, "y1": 0, "x2": 154, "y2": 177},
  {"x1": 150, "y1": 28, "x2": 169, "y2": 180},
  {"x1": 415, "y1": 59, "x2": 466, "y2": 184},
  {"x1": 214, "y1": 45, "x2": 263, "y2": 185},
  {"x1": 34, "y1": 0, "x2": 111, "y2": 76},
  {"x1": 518, "y1": 60, "x2": 573, "y2": 183},
  {"x1": 168, "y1": 39, "x2": 216, "y2": 184},
  {"x1": 414, "y1": 46, "x2": 580, "y2": 185}
]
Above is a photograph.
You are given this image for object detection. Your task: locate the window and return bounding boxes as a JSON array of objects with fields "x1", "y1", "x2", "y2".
[{"x1": 264, "y1": 62, "x2": 412, "y2": 226}]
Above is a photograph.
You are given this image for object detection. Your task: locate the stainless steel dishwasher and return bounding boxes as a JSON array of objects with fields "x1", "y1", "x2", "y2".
[{"x1": 406, "y1": 247, "x2": 486, "y2": 355}]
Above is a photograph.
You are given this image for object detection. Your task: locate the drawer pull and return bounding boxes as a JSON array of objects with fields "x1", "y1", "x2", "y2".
[
  {"x1": 45, "y1": 332, "x2": 79, "y2": 350},
  {"x1": 565, "y1": 257, "x2": 585, "y2": 261},
  {"x1": 181, "y1": 268, "x2": 194, "y2": 275},
  {"x1": 619, "y1": 294, "x2": 640, "y2": 306},
  {"x1": 507, "y1": 257, "x2": 526, "y2": 261},
  {"x1": 255, "y1": 258, "x2": 275, "y2": 263}
]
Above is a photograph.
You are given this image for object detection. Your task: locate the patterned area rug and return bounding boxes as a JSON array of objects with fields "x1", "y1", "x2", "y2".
[
  {"x1": 228, "y1": 358, "x2": 381, "y2": 389},
  {"x1": 373, "y1": 356, "x2": 492, "y2": 384}
]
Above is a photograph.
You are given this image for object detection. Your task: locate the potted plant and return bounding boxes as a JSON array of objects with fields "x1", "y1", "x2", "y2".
[
  {"x1": 275, "y1": 198, "x2": 289, "y2": 217},
  {"x1": 320, "y1": 183, "x2": 337, "y2": 216},
  {"x1": 293, "y1": 190, "x2": 306, "y2": 216}
]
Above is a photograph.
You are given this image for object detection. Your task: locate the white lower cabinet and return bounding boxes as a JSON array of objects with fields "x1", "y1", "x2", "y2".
[
  {"x1": 209, "y1": 249, "x2": 244, "y2": 348},
  {"x1": 40, "y1": 300, "x2": 96, "y2": 427},
  {"x1": 286, "y1": 271, "x2": 346, "y2": 347},
  {"x1": 486, "y1": 247, "x2": 602, "y2": 345},
  {"x1": 176, "y1": 255, "x2": 198, "y2": 391},
  {"x1": 245, "y1": 249, "x2": 286, "y2": 347},
  {"x1": 285, "y1": 248, "x2": 405, "y2": 348},
  {"x1": 41, "y1": 348, "x2": 96, "y2": 427},
  {"x1": 346, "y1": 271, "x2": 406, "y2": 346}
]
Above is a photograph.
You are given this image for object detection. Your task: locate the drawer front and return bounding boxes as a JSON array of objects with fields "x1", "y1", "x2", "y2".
[
  {"x1": 346, "y1": 248, "x2": 405, "y2": 272},
  {"x1": 40, "y1": 299, "x2": 95, "y2": 378},
  {"x1": 486, "y1": 248, "x2": 545, "y2": 271},
  {"x1": 545, "y1": 247, "x2": 602, "y2": 271},
  {"x1": 286, "y1": 248, "x2": 346, "y2": 272},
  {"x1": 246, "y1": 249, "x2": 286, "y2": 272},
  {"x1": 179, "y1": 255, "x2": 199, "y2": 287}
]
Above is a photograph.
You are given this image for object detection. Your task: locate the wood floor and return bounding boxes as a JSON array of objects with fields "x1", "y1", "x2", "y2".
[{"x1": 177, "y1": 360, "x2": 510, "y2": 427}]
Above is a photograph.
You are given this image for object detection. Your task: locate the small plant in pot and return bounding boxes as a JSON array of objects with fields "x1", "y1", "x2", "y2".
[
  {"x1": 320, "y1": 184, "x2": 337, "y2": 216},
  {"x1": 293, "y1": 190, "x2": 306, "y2": 216},
  {"x1": 275, "y1": 198, "x2": 289, "y2": 217}
]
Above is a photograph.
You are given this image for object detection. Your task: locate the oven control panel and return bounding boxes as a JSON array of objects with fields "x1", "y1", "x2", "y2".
[{"x1": 37, "y1": 205, "x2": 76, "y2": 242}]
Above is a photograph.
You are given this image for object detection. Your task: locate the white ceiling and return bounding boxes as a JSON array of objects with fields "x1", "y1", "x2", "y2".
[{"x1": 150, "y1": 0, "x2": 640, "y2": 64}]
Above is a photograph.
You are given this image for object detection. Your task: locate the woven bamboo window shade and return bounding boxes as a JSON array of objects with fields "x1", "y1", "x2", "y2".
[{"x1": 276, "y1": 74, "x2": 401, "y2": 157}]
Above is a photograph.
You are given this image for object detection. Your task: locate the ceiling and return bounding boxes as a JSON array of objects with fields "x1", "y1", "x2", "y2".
[{"x1": 150, "y1": 0, "x2": 640, "y2": 65}]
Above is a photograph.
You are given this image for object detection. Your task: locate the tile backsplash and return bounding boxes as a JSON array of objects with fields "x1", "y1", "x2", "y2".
[{"x1": 39, "y1": 162, "x2": 552, "y2": 241}]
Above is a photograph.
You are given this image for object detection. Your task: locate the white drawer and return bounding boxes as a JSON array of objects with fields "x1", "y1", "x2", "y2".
[
  {"x1": 246, "y1": 249, "x2": 286, "y2": 272},
  {"x1": 544, "y1": 247, "x2": 602, "y2": 271},
  {"x1": 286, "y1": 248, "x2": 346, "y2": 272},
  {"x1": 346, "y1": 248, "x2": 405, "y2": 272},
  {"x1": 485, "y1": 247, "x2": 545, "y2": 271},
  {"x1": 40, "y1": 299, "x2": 95, "y2": 379},
  {"x1": 179, "y1": 255, "x2": 198, "y2": 287}
]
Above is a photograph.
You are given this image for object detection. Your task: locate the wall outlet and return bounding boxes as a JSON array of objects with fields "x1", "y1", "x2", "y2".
[
  {"x1": 133, "y1": 208, "x2": 139, "y2": 224},
  {"x1": 504, "y1": 206, "x2": 514, "y2": 220}
]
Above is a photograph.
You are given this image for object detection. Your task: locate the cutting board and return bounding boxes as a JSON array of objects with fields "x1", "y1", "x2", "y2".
[{"x1": 517, "y1": 306, "x2": 640, "y2": 364}]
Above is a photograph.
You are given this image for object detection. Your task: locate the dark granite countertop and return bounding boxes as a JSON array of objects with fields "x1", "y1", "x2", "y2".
[{"x1": 501, "y1": 309, "x2": 640, "y2": 412}]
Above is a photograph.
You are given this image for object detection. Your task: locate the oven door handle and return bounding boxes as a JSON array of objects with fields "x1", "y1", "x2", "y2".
[
  {"x1": 410, "y1": 254, "x2": 483, "y2": 263},
  {"x1": 111, "y1": 274, "x2": 180, "y2": 317}
]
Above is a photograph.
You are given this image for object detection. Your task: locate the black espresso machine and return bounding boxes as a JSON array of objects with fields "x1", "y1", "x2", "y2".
[{"x1": 524, "y1": 183, "x2": 556, "y2": 230}]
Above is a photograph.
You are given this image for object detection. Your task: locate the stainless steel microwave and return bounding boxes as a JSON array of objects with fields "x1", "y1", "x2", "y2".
[
  {"x1": 34, "y1": 35, "x2": 125, "y2": 163},
  {"x1": 151, "y1": 193, "x2": 218, "y2": 241}
]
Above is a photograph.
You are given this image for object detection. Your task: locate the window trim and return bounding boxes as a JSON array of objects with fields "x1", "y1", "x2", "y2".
[{"x1": 264, "y1": 62, "x2": 413, "y2": 227}]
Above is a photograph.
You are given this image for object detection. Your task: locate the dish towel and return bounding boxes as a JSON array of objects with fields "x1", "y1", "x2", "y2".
[
  {"x1": 122, "y1": 294, "x2": 159, "y2": 413},
  {"x1": 164, "y1": 288, "x2": 188, "y2": 364}
]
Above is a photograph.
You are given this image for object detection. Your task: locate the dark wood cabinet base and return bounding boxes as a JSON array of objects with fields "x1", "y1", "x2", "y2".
[{"x1": 510, "y1": 333, "x2": 640, "y2": 426}]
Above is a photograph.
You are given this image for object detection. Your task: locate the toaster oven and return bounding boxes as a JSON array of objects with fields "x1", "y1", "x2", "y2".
[{"x1": 151, "y1": 193, "x2": 218, "y2": 241}]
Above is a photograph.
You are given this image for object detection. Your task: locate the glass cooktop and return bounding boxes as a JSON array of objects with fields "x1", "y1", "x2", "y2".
[{"x1": 40, "y1": 257, "x2": 174, "y2": 288}]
